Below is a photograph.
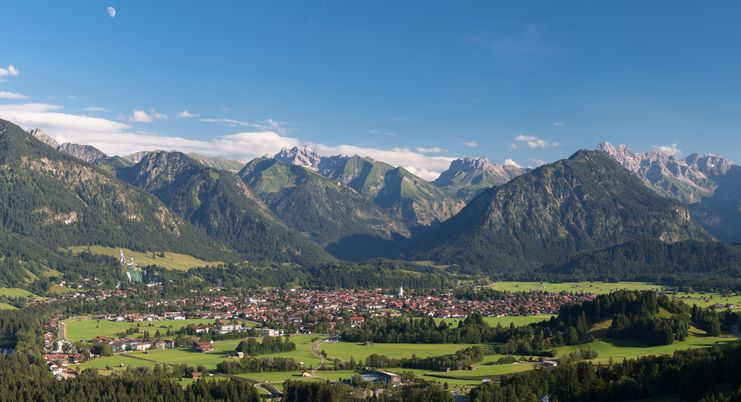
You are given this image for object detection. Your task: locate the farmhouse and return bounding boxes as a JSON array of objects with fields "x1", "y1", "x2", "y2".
[{"x1": 195, "y1": 342, "x2": 213, "y2": 352}]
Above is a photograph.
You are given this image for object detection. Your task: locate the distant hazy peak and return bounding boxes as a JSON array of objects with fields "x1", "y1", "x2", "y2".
[{"x1": 596, "y1": 141, "x2": 735, "y2": 203}]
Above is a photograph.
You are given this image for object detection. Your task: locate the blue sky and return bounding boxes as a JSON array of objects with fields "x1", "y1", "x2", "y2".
[{"x1": 1, "y1": 1, "x2": 740, "y2": 179}]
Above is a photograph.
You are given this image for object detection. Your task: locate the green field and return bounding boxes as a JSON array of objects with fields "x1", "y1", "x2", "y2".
[
  {"x1": 320, "y1": 341, "x2": 475, "y2": 362},
  {"x1": 668, "y1": 292, "x2": 741, "y2": 310},
  {"x1": 489, "y1": 281, "x2": 662, "y2": 294},
  {"x1": 64, "y1": 317, "x2": 229, "y2": 341},
  {"x1": 435, "y1": 314, "x2": 555, "y2": 328},
  {"x1": 554, "y1": 329, "x2": 738, "y2": 364},
  {"x1": 78, "y1": 335, "x2": 322, "y2": 372},
  {"x1": 0, "y1": 302, "x2": 17, "y2": 310},
  {"x1": 0, "y1": 287, "x2": 41, "y2": 299},
  {"x1": 67, "y1": 246, "x2": 222, "y2": 271}
]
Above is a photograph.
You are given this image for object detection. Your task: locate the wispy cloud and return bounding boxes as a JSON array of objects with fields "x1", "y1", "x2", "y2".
[
  {"x1": 0, "y1": 65, "x2": 20, "y2": 78},
  {"x1": 466, "y1": 23, "x2": 552, "y2": 67},
  {"x1": 0, "y1": 91, "x2": 28, "y2": 99},
  {"x1": 416, "y1": 147, "x2": 447, "y2": 154},
  {"x1": 529, "y1": 158, "x2": 546, "y2": 167},
  {"x1": 651, "y1": 143, "x2": 682, "y2": 157},
  {"x1": 462, "y1": 140, "x2": 478, "y2": 148},
  {"x1": 511, "y1": 134, "x2": 560, "y2": 149},
  {"x1": 83, "y1": 106, "x2": 110, "y2": 112},
  {"x1": 200, "y1": 116, "x2": 291, "y2": 135},
  {"x1": 129, "y1": 109, "x2": 167, "y2": 123},
  {"x1": 553, "y1": 122, "x2": 565, "y2": 127},
  {"x1": 0, "y1": 104, "x2": 453, "y2": 181},
  {"x1": 177, "y1": 110, "x2": 196, "y2": 118}
]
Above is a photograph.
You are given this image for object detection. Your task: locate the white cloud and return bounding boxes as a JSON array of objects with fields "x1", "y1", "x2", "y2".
[
  {"x1": 311, "y1": 143, "x2": 454, "y2": 181},
  {"x1": 529, "y1": 158, "x2": 546, "y2": 166},
  {"x1": 462, "y1": 140, "x2": 478, "y2": 147},
  {"x1": 129, "y1": 109, "x2": 167, "y2": 123},
  {"x1": 512, "y1": 134, "x2": 560, "y2": 149},
  {"x1": 651, "y1": 143, "x2": 682, "y2": 157},
  {"x1": 503, "y1": 158, "x2": 522, "y2": 168},
  {"x1": 0, "y1": 104, "x2": 456, "y2": 181},
  {"x1": 177, "y1": 110, "x2": 196, "y2": 118},
  {"x1": 0, "y1": 91, "x2": 28, "y2": 99},
  {"x1": 553, "y1": 122, "x2": 565, "y2": 127},
  {"x1": 0, "y1": 65, "x2": 20, "y2": 78},
  {"x1": 416, "y1": 147, "x2": 447, "y2": 154},
  {"x1": 83, "y1": 106, "x2": 110, "y2": 112},
  {"x1": 200, "y1": 117, "x2": 251, "y2": 127}
]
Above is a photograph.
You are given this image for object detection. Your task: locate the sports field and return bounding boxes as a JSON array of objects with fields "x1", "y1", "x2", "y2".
[{"x1": 67, "y1": 246, "x2": 222, "y2": 271}]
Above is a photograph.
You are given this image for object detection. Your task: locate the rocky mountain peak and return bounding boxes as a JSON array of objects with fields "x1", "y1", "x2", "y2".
[
  {"x1": 596, "y1": 141, "x2": 735, "y2": 204},
  {"x1": 28, "y1": 128, "x2": 59, "y2": 148},
  {"x1": 274, "y1": 145, "x2": 323, "y2": 170},
  {"x1": 57, "y1": 143, "x2": 108, "y2": 163}
]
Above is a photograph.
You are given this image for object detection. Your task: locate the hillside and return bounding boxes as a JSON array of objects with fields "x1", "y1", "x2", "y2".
[
  {"x1": 116, "y1": 151, "x2": 332, "y2": 264},
  {"x1": 689, "y1": 165, "x2": 741, "y2": 242},
  {"x1": 411, "y1": 150, "x2": 710, "y2": 272},
  {"x1": 239, "y1": 157, "x2": 409, "y2": 259},
  {"x1": 0, "y1": 119, "x2": 226, "y2": 260},
  {"x1": 433, "y1": 157, "x2": 526, "y2": 201},
  {"x1": 315, "y1": 154, "x2": 462, "y2": 229}
]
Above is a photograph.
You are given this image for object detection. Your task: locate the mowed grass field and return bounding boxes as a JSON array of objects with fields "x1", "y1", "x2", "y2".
[
  {"x1": 67, "y1": 246, "x2": 222, "y2": 271},
  {"x1": 489, "y1": 281, "x2": 662, "y2": 294},
  {"x1": 320, "y1": 341, "x2": 476, "y2": 362},
  {"x1": 77, "y1": 335, "x2": 322, "y2": 372},
  {"x1": 64, "y1": 317, "x2": 229, "y2": 341},
  {"x1": 435, "y1": 314, "x2": 555, "y2": 328}
]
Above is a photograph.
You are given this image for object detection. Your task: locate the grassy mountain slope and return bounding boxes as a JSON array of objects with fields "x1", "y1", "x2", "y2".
[
  {"x1": 317, "y1": 155, "x2": 462, "y2": 229},
  {"x1": 0, "y1": 119, "x2": 225, "y2": 260},
  {"x1": 239, "y1": 158, "x2": 408, "y2": 259}
]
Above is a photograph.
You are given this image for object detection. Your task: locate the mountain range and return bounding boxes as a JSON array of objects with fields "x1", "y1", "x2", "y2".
[{"x1": 4, "y1": 118, "x2": 738, "y2": 283}]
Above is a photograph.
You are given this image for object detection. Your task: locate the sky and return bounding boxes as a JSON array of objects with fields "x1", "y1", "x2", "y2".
[{"x1": 1, "y1": 1, "x2": 740, "y2": 180}]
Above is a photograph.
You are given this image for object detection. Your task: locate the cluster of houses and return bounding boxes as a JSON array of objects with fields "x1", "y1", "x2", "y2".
[{"x1": 38, "y1": 286, "x2": 596, "y2": 337}]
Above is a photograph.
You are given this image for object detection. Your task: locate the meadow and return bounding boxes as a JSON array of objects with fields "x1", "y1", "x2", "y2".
[
  {"x1": 0, "y1": 287, "x2": 41, "y2": 299},
  {"x1": 67, "y1": 245, "x2": 222, "y2": 271},
  {"x1": 320, "y1": 341, "x2": 476, "y2": 362},
  {"x1": 435, "y1": 314, "x2": 555, "y2": 328},
  {"x1": 488, "y1": 281, "x2": 662, "y2": 294},
  {"x1": 64, "y1": 317, "x2": 231, "y2": 341},
  {"x1": 554, "y1": 328, "x2": 738, "y2": 364}
]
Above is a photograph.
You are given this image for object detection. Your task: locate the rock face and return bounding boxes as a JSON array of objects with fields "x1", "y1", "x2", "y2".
[
  {"x1": 28, "y1": 128, "x2": 59, "y2": 148},
  {"x1": 274, "y1": 147, "x2": 462, "y2": 229},
  {"x1": 115, "y1": 151, "x2": 332, "y2": 264},
  {"x1": 57, "y1": 143, "x2": 108, "y2": 163},
  {"x1": 186, "y1": 153, "x2": 243, "y2": 172},
  {"x1": 596, "y1": 142, "x2": 734, "y2": 204},
  {"x1": 29, "y1": 128, "x2": 108, "y2": 163},
  {"x1": 274, "y1": 146, "x2": 323, "y2": 171},
  {"x1": 412, "y1": 150, "x2": 710, "y2": 273},
  {"x1": 433, "y1": 157, "x2": 526, "y2": 201}
]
